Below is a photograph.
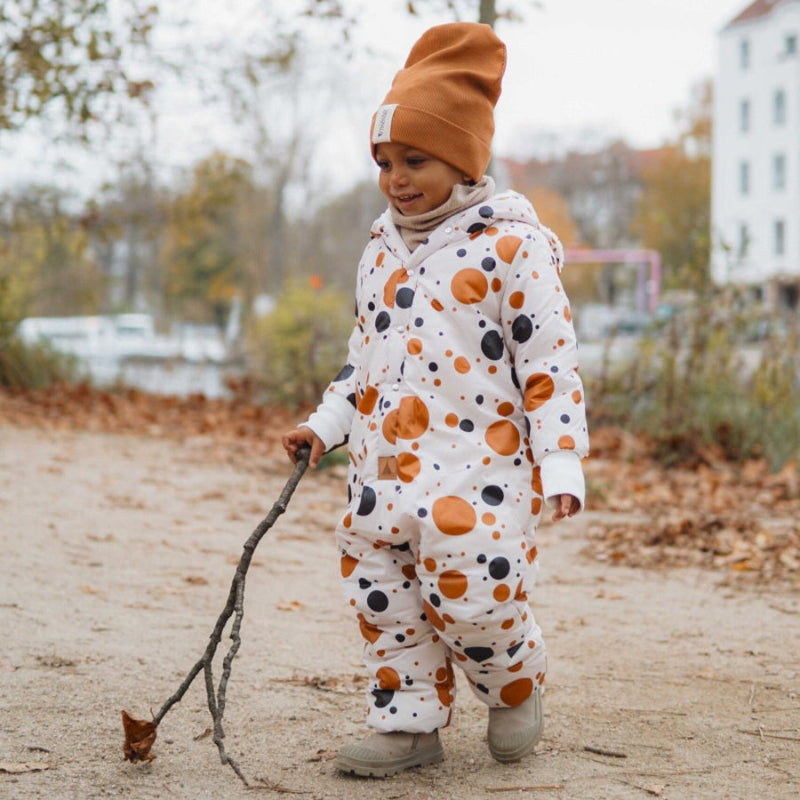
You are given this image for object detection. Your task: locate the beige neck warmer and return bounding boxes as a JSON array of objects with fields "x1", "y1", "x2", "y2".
[{"x1": 390, "y1": 176, "x2": 496, "y2": 251}]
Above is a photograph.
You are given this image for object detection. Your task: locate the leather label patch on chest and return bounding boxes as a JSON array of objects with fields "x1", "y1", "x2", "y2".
[{"x1": 378, "y1": 456, "x2": 398, "y2": 480}]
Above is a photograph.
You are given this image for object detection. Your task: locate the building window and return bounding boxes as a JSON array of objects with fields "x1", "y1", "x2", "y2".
[
  {"x1": 773, "y1": 153, "x2": 786, "y2": 190},
  {"x1": 740, "y1": 98, "x2": 750, "y2": 132},
  {"x1": 739, "y1": 161, "x2": 750, "y2": 194},
  {"x1": 740, "y1": 38, "x2": 750, "y2": 68},
  {"x1": 739, "y1": 224, "x2": 749, "y2": 257},
  {"x1": 774, "y1": 220, "x2": 786, "y2": 256},
  {"x1": 774, "y1": 89, "x2": 786, "y2": 125},
  {"x1": 785, "y1": 34, "x2": 797, "y2": 57}
]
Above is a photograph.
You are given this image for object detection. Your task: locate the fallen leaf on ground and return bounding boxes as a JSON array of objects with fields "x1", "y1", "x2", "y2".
[
  {"x1": 121, "y1": 710, "x2": 157, "y2": 762},
  {"x1": 276, "y1": 600, "x2": 304, "y2": 612}
]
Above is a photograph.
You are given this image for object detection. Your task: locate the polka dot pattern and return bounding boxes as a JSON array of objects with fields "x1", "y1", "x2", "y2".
[{"x1": 319, "y1": 190, "x2": 587, "y2": 731}]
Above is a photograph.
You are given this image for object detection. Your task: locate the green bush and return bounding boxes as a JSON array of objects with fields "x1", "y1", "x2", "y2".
[
  {"x1": 587, "y1": 290, "x2": 800, "y2": 471},
  {"x1": 247, "y1": 279, "x2": 354, "y2": 408},
  {"x1": 0, "y1": 333, "x2": 80, "y2": 389},
  {"x1": 0, "y1": 277, "x2": 80, "y2": 389}
]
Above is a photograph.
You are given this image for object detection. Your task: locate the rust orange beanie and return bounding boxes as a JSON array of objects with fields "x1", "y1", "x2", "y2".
[{"x1": 370, "y1": 22, "x2": 506, "y2": 183}]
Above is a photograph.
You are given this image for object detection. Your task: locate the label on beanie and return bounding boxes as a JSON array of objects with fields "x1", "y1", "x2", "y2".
[{"x1": 372, "y1": 104, "x2": 398, "y2": 144}]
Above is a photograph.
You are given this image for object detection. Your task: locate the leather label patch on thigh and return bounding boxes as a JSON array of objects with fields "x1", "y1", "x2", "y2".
[{"x1": 378, "y1": 456, "x2": 398, "y2": 480}]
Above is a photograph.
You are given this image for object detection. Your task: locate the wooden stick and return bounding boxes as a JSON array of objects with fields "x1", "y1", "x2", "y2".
[{"x1": 125, "y1": 445, "x2": 311, "y2": 785}]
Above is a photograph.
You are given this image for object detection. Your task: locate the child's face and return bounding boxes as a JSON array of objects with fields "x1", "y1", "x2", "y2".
[{"x1": 375, "y1": 143, "x2": 465, "y2": 215}]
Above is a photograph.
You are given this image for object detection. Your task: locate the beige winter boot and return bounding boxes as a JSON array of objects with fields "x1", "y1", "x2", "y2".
[
  {"x1": 487, "y1": 688, "x2": 543, "y2": 763},
  {"x1": 334, "y1": 730, "x2": 444, "y2": 777}
]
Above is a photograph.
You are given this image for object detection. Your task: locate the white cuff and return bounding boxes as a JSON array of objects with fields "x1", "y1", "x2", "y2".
[
  {"x1": 301, "y1": 392, "x2": 354, "y2": 451},
  {"x1": 541, "y1": 451, "x2": 585, "y2": 512}
]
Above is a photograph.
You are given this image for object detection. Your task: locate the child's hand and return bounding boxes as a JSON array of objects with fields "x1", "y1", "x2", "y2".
[
  {"x1": 551, "y1": 493, "x2": 580, "y2": 521},
  {"x1": 282, "y1": 428, "x2": 326, "y2": 469}
]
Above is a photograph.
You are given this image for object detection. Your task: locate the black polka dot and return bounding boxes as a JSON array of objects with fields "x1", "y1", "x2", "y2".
[
  {"x1": 396, "y1": 287, "x2": 414, "y2": 308},
  {"x1": 479, "y1": 205, "x2": 494, "y2": 218},
  {"x1": 371, "y1": 688, "x2": 394, "y2": 708},
  {"x1": 481, "y1": 330, "x2": 504, "y2": 360},
  {"x1": 481, "y1": 485, "x2": 504, "y2": 506},
  {"x1": 464, "y1": 646, "x2": 494, "y2": 663},
  {"x1": 511, "y1": 315, "x2": 533, "y2": 343},
  {"x1": 367, "y1": 590, "x2": 389, "y2": 612},
  {"x1": 375, "y1": 311, "x2": 391, "y2": 332},
  {"x1": 481, "y1": 257, "x2": 496, "y2": 271},
  {"x1": 489, "y1": 557, "x2": 510, "y2": 580},
  {"x1": 356, "y1": 486, "x2": 377, "y2": 516},
  {"x1": 459, "y1": 419, "x2": 474, "y2": 432}
]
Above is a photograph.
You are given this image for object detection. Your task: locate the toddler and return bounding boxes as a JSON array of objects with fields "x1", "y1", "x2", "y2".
[{"x1": 283, "y1": 21, "x2": 588, "y2": 777}]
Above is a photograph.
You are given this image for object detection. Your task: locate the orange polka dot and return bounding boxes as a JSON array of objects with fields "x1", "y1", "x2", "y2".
[
  {"x1": 497, "y1": 401, "x2": 515, "y2": 417},
  {"x1": 358, "y1": 614, "x2": 382, "y2": 644},
  {"x1": 377, "y1": 666, "x2": 401, "y2": 690},
  {"x1": 445, "y1": 413, "x2": 459, "y2": 427},
  {"x1": 423, "y1": 600, "x2": 446, "y2": 631},
  {"x1": 357, "y1": 384, "x2": 379, "y2": 414},
  {"x1": 438, "y1": 570, "x2": 468, "y2": 599},
  {"x1": 397, "y1": 451, "x2": 421, "y2": 482},
  {"x1": 500, "y1": 677, "x2": 534, "y2": 706},
  {"x1": 509, "y1": 291, "x2": 525, "y2": 309},
  {"x1": 376, "y1": 252, "x2": 385, "y2": 267},
  {"x1": 572, "y1": 389, "x2": 582, "y2": 404},
  {"x1": 451, "y1": 268, "x2": 488, "y2": 304},
  {"x1": 524, "y1": 373, "x2": 555, "y2": 411},
  {"x1": 496, "y1": 235, "x2": 522, "y2": 264},
  {"x1": 532, "y1": 466, "x2": 543, "y2": 495},
  {"x1": 485, "y1": 419, "x2": 520, "y2": 456},
  {"x1": 340, "y1": 554, "x2": 359, "y2": 578},
  {"x1": 558, "y1": 435, "x2": 576, "y2": 450},
  {"x1": 501, "y1": 618, "x2": 515, "y2": 630},
  {"x1": 531, "y1": 497, "x2": 542, "y2": 515},
  {"x1": 401, "y1": 564, "x2": 417, "y2": 580},
  {"x1": 564, "y1": 305, "x2": 572, "y2": 322},
  {"x1": 423, "y1": 557, "x2": 437, "y2": 572},
  {"x1": 481, "y1": 512, "x2": 496, "y2": 525},
  {"x1": 454, "y1": 356, "x2": 471, "y2": 374},
  {"x1": 493, "y1": 584, "x2": 511, "y2": 602},
  {"x1": 432, "y1": 496, "x2": 477, "y2": 536},
  {"x1": 382, "y1": 396, "x2": 430, "y2": 443},
  {"x1": 383, "y1": 268, "x2": 408, "y2": 308},
  {"x1": 407, "y1": 338, "x2": 423, "y2": 355},
  {"x1": 491, "y1": 277, "x2": 502, "y2": 292},
  {"x1": 431, "y1": 299, "x2": 444, "y2": 311}
]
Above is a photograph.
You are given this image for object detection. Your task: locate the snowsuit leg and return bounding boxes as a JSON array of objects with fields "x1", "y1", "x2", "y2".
[{"x1": 336, "y1": 468, "x2": 545, "y2": 733}]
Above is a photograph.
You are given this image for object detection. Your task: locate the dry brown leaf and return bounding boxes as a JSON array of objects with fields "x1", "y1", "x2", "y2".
[
  {"x1": 276, "y1": 600, "x2": 304, "y2": 612},
  {"x1": 121, "y1": 710, "x2": 158, "y2": 762}
]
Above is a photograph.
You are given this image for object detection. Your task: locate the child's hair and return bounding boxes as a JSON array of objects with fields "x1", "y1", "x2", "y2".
[{"x1": 370, "y1": 22, "x2": 506, "y2": 183}]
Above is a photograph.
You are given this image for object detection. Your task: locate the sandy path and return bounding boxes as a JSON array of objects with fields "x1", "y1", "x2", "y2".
[{"x1": 1, "y1": 425, "x2": 798, "y2": 800}]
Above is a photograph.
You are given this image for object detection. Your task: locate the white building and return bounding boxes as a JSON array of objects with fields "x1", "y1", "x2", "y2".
[{"x1": 711, "y1": 0, "x2": 800, "y2": 310}]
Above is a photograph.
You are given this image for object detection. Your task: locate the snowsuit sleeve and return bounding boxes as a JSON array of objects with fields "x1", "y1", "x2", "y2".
[
  {"x1": 500, "y1": 224, "x2": 589, "y2": 511},
  {"x1": 300, "y1": 319, "x2": 360, "y2": 451}
]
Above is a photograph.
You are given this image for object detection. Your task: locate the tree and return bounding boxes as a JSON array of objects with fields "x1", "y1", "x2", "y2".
[
  {"x1": 631, "y1": 80, "x2": 712, "y2": 291},
  {"x1": 0, "y1": 0, "x2": 157, "y2": 136},
  {"x1": 160, "y1": 153, "x2": 274, "y2": 329},
  {"x1": 0, "y1": 186, "x2": 106, "y2": 317}
]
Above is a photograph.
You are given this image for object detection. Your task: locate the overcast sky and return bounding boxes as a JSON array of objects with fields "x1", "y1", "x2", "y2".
[{"x1": 0, "y1": 0, "x2": 748, "y2": 197}]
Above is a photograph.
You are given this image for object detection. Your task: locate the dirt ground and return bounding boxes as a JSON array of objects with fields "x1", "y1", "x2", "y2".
[{"x1": 1, "y1": 422, "x2": 799, "y2": 800}]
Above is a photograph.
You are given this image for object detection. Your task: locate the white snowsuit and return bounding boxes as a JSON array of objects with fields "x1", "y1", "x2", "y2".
[{"x1": 303, "y1": 190, "x2": 589, "y2": 733}]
